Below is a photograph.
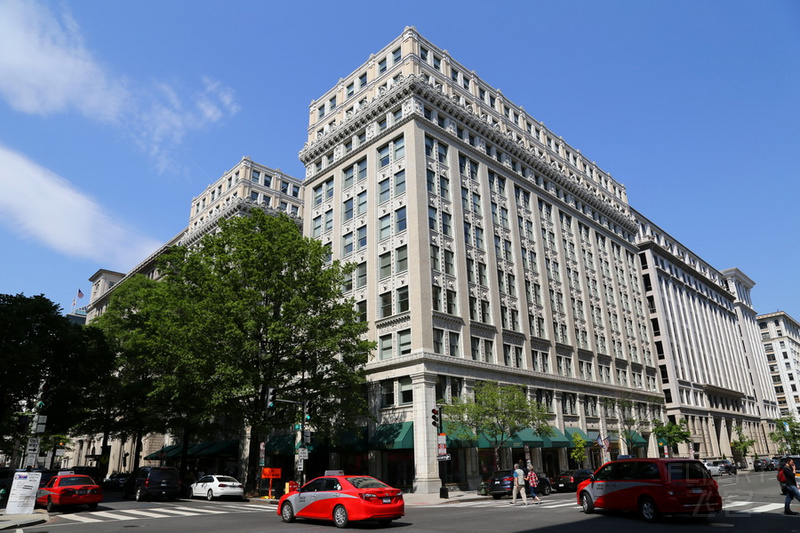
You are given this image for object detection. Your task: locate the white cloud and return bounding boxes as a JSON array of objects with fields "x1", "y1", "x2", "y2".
[
  {"x1": 0, "y1": 144, "x2": 162, "y2": 269},
  {"x1": 0, "y1": 0, "x2": 239, "y2": 169}
]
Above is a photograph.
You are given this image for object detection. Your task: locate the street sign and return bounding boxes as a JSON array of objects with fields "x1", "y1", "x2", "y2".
[
  {"x1": 26, "y1": 438, "x2": 39, "y2": 455},
  {"x1": 298, "y1": 447, "x2": 309, "y2": 460},
  {"x1": 437, "y1": 454, "x2": 451, "y2": 461},
  {"x1": 297, "y1": 460, "x2": 304, "y2": 471}
]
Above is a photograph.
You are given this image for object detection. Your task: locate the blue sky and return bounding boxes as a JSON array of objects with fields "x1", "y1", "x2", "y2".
[{"x1": 0, "y1": 0, "x2": 798, "y2": 319}]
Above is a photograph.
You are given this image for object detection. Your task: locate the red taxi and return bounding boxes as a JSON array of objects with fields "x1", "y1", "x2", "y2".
[
  {"x1": 577, "y1": 458, "x2": 722, "y2": 522},
  {"x1": 36, "y1": 474, "x2": 103, "y2": 511},
  {"x1": 277, "y1": 471, "x2": 404, "y2": 528}
]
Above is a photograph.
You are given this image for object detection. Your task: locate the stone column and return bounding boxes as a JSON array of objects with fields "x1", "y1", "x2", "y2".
[{"x1": 411, "y1": 371, "x2": 442, "y2": 494}]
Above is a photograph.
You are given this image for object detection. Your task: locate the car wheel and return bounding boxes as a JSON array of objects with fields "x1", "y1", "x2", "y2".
[
  {"x1": 491, "y1": 494, "x2": 502, "y2": 500},
  {"x1": 639, "y1": 497, "x2": 659, "y2": 522},
  {"x1": 135, "y1": 487, "x2": 145, "y2": 502},
  {"x1": 46, "y1": 498, "x2": 55, "y2": 512},
  {"x1": 580, "y1": 492, "x2": 594, "y2": 513},
  {"x1": 207, "y1": 489, "x2": 214, "y2": 501},
  {"x1": 541, "y1": 483, "x2": 552, "y2": 496},
  {"x1": 281, "y1": 502, "x2": 295, "y2": 523},
  {"x1": 88, "y1": 502, "x2": 98, "y2": 510},
  {"x1": 333, "y1": 504, "x2": 349, "y2": 528}
]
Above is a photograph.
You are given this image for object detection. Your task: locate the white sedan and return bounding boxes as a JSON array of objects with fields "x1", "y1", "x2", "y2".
[
  {"x1": 190, "y1": 475, "x2": 245, "y2": 500},
  {"x1": 703, "y1": 462, "x2": 722, "y2": 476}
]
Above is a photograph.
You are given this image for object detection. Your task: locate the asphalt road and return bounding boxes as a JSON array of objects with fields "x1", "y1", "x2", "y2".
[{"x1": 18, "y1": 471, "x2": 793, "y2": 533}]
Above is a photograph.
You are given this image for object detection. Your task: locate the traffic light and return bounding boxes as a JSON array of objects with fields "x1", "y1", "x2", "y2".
[
  {"x1": 431, "y1": 408, "x2": 439, "y2": 428},
  {"x1": 305, "y1": 400, "x2": 316, "y2": 421},
  {"x1": 36, "y1": 382, "x2": 51, "y2": 410},
  {"x1": 303, "y1": 429, "x2": 312, "y2": 444},
  {"x1": 266, "y1": 388, "x2": 277, "y2": 410}
]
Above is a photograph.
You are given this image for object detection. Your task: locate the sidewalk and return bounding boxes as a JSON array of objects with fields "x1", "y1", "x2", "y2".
[{"x1": 0, "y1": 509, "x2": 48, "y2": 530}]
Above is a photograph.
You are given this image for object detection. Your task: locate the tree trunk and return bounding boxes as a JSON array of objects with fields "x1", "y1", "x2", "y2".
[{"x1": 245, "y1": 426, "x2": 261, "y2": 495}]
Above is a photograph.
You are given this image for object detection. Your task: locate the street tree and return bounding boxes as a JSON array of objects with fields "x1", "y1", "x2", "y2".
[
  {"x1": 603, "y1": 397, "x2": 651, "y2": 455},
  {"x1": 109, "y1": 209, "x2": 373, "y2": 491},
  {"x1": 769, "y1": 416, "x2": 800, "y2": 455},
  {"x1": 730, "y1": 425, "x2": 756, "y2": 465},
  {"x1": 570, "y1": 432, "x2": 588, "y2": 467},
  {"x1": 651, "y1": 419, "x2": 692, "y2": 456},
  {"x1": 446, "y1": 380, "x2": 552, "y2": 470}
]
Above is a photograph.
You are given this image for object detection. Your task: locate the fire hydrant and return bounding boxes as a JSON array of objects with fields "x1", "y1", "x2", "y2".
[{"x1": 479, "y1": 481, "x2": 488, "y2": 496}]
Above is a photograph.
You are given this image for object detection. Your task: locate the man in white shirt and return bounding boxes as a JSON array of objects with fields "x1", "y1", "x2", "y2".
[{"x1": 510, "y1": 461, "x2": 528, "y2": 505}]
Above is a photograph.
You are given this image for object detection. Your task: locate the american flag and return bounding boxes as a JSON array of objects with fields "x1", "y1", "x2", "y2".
[{"x1": 77, "y1": 289, "x2": 84, "y2": 299}]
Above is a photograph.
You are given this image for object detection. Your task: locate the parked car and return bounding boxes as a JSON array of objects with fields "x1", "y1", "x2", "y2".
[
  {"x1": 771, "y1": 457, "x2": 781, "y2": 470},
  {"x1": 712, "y1": 460, "x2": 737, "y2": 475},
  {"x1": 578, "y1": 458, "x2": 723, "y2": 522},
  {"x1": 277, "y1": 472, "x2": 404, "y2": 528},
  {"x1": 703, "y1": 462, "x2": 722, "y2": 476},
  {"x1": 753, "y1": 459, "x2": 769, "y2": 472},
  {"x1": 486, "y1": 469, "x2": 552, "y2": 499},
  {"x1": 190, "y1": 475, "x2": 245, "y2": 501},
  {"x1": 36, "y1": 474, "x2": 103, "y2": 512},
  {"x1": 123, "y1": 466, "x2": 180, "y2": 501},
  {"x1": 777, "y1": 455, "x2": 800, "y2": 494},
  {"x1": 103, "y1": 473, "x2": 130, "y2": 491},
  {"x1": 554, "y1": 469, "x2": 593, "y2": 492}
]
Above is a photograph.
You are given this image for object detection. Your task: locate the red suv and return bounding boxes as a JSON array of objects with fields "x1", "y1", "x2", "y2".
[{"x1": 577, "y1": 458, "x2": 722, "y2": 522}]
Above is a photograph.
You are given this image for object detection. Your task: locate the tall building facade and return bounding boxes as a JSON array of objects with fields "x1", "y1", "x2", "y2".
[
  {"x1": 758, "y1": 311, "x2": 800, "y2": 417},
  {"x1": 300, "y1": 28, "x2": 663, "y2": 493},
  {"x1": 635, "y1": 211, "x2": 778, "y2": 460}
]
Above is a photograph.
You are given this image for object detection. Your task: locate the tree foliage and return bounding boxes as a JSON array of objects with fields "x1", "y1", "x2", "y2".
[
  {"x1": 96, "y1": 209, "x2": 373, "y2": 490},
  {"x1": 651, "y1": 419, "x2": 692, "y2": 455},
  {"x1": 0, "y1": 294, "x2": 116, "y2": 459},
  {"x1": 445, "y1": 381, "x2": 552, "y2": 470},
  {"x1": 769, "y1": 416, "x2": 800, "y2": 455},
  {"x1": 730, "y1": 425, "x2": 756, "y2": 459},
  {"x1": 570, "y1": 433, "x2": 588, "y2": 466}
]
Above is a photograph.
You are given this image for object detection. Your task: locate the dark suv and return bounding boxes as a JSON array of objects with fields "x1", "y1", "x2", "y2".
[
  {"x1": 486, "y1": 469, "x2": 551, "y2": 499},
  {"x1": 124, "y1": 466, "x2": 180, "y2": 501}
]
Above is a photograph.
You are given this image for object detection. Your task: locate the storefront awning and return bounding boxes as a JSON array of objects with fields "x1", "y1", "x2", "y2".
[
  {"x1": 370, "y1": 422, "x2": 414, "y2": 450},
  {"x1": 476, "y1": 428, "x2": 545, "y2": 449},
  {"x1": 443, "y1": 422, "x2": 476, "y2": 448},
  {"x1": 541, "y1": 427, "x2": 570, "y2": 448},
  {"x1": 622, "y1": 430, "x2": 647, "y2": 447},
  {"x1": 195, "y1": 439, "x2": 239, "y2": 457},
  {"x1": 564, "y1": 427, "x2": 591, "y2": 446},
  {"x1": 144, "y1": 444, "x2": 181, "y2": 460},
  {"x1": 264, "y1": 434, "x2": 295, "y2": 455}
]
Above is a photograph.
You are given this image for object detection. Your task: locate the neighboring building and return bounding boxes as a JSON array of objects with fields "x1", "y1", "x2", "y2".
[
  {"x1": 299, "y1": 27, "x2": 664, "y2": 494},
  {"x1": 758, "y1": 311, "x2": 800, "y2": 417},
  {"x1": 635, "y1": 211, "x2": 778, "y2": 460},
  {"x1": 67, "y1": 158, "x2": 303, "y2": 476}
]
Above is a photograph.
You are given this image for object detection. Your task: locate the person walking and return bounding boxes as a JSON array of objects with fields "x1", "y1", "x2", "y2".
[
  {"x1": 784, "y1": 458, "x2": 800, "y2": 515},
  {"x1": 510, "y1": 461, "x2": 528, "y2": 505},
  {"x1": 526, "y1": 462, "x2": 542, "y2": 505}
]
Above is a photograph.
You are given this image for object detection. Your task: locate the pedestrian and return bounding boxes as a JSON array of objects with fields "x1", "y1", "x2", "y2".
[
  {"x1": 784, "y1": 458, "x2": 800, "y2": 515},
  {"x1": 526, "y1": 462, "x2": 541, "y2": 505},
  {"x1": 510, "y1": 461, "x2": 528, "y2": 505}
]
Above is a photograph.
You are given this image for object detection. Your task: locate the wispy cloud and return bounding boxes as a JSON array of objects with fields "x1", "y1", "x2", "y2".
[
  {"x1": 0, "y1": 0, "x2": 239, "y2": 262},
  {"x1": 0, "y1": 0, "x2": 239, "y2": 168},
  {"x1": 0, "y1": 144, "x2": 163, "y2": 269}
]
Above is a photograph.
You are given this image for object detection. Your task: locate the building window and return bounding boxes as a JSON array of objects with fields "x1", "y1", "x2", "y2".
[
  {"x1": 343, "y1": 198, "x2": 354, "y2": 221},
  {"x1": 396, "y1": 286, "x2": 409, "y2": 313},
  {"x1": 446, "y1": 289, "x2": 457, "y2": 314},
  {"x1": 379, "y1": 292, "x2": 392, "y2": 318},
  {"x1": 449, "y1": 332, "x2": 460, "y2": 357},
  {"x1": 356, "y1": 225, "x2": 367, "y2": 249},
  {"x1": 379, "y1": 178, "x2": 391, "y2": 203},
  {"x1": 394, "y1": 170, "x2": 406, "y2": 195},
  {"x1": 396, "y1": 245, "x2": 408, "y2": 273},
  {"x1": 377, "y1": 135, "x2": 405, "y2": 168},
  {"x1": 356, "y1": 262, "x2": 367, "y2": 288},
  {"x1": 381, "y1": 380, "x2": 394, "y2": 406},
  {"x1": 379, "y1": 253, "x2": 391, "y2": 279},
  {"x1": 357, "y1": 191, "x2": 367, "y2": 215},
  {"x1": 342, "y1": 232, "x2": 354, "y2": 256},
  {"x1": 430, "y1": 244, "x2": 440, "y2": 271},
  {"x1": 379, "y1": 214, "x2": 391, "y2": 240},
  {"x1": 399, "y1": 377, "x2": 413, "y2": 404},
  {"x1": 379, "y1": 335, "x2": 392, "y2": 360},
  {"x1": 433, "y1": 329, "x2": 444, "y2": 354},
  {"x1": 395, "y1": 206, "x2": 407, "y2": 233},
  {"x1": 398, "y1": 329, "x2": 411, "y2": 355}
]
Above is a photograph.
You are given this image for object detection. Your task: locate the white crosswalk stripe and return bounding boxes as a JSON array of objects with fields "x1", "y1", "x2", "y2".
[{"x1": 55, "y1": 502, "x2": 273, "y2": 524}]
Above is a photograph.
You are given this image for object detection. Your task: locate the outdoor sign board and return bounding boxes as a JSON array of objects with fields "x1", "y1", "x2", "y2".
[{"x1": 6, "y1": 471, "x2": 42, "y2": 515}]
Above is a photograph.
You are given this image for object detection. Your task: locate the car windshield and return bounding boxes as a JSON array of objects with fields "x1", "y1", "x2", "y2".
[{"x1": 347, "y1": 476, "x2": 389, "y2": 489}]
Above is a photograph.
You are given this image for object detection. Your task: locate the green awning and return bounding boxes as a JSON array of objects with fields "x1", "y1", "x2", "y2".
[
  {"x1": 265, "y1": 434, "x2": 295, "y2": 454},
  {"x1": 443, "y1": 422, "x2": 476, "y2": 448},
  {"x1": 187, "y1": 441, "x2": 216, "y2": 456},
  {"x1": 621, "y1": 430, "x2": 647, "y2": 447},
  {"x1": 195, "y1": 439, "x2": 239, "y2": 457},
  {"x1": 476, "y1": 428, "x2": 544, "y2": 449},
  {"x1": 144, "y1": 444, "x2": 181, "y2": 460},
  {"x1": 541, "y1": 427, "x2": 570, "y2": 448},
  {"x1": 564, "y1": 427, "x2": 591, "y2": 447},
  {"x1": 370, "y1": 422, "x2": 414, "y2": 450}
]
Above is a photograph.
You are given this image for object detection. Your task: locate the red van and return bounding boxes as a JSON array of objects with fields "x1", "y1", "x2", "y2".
[{"x1": 577, "y1": 458, "x2": 722, "y2": 522}]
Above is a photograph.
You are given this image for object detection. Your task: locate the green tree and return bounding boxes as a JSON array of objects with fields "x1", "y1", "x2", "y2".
[
  {"x1": 769, "y1": 416, "x2": 800, "y2": 454},
  {"x1": 651, "y1": 419, "x2": 692, "y2": 456},
  {"x1": 446, "y1": 380, "x2": 552, "y2": 470},
  {"x1": 730, "y1": 425, "x2": 756, "y2": 463},
  {"x1": 570, "y1": 432, "x2": 588, "y2": 467},
  {"x1": 99, "y1": 209, "x2": 373, "y2": 491},
  {"x1": 604, "y1": 398, "x2": 650, "y2": 455}
]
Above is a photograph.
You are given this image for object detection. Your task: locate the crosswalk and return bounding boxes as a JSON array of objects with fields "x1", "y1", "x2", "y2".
[
  {"x1": 56, "y1": 502, "x2": 277, "y2": 524},
  {"x1": 415, "y1": 498, "x2": 788, "y2": 515}
]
